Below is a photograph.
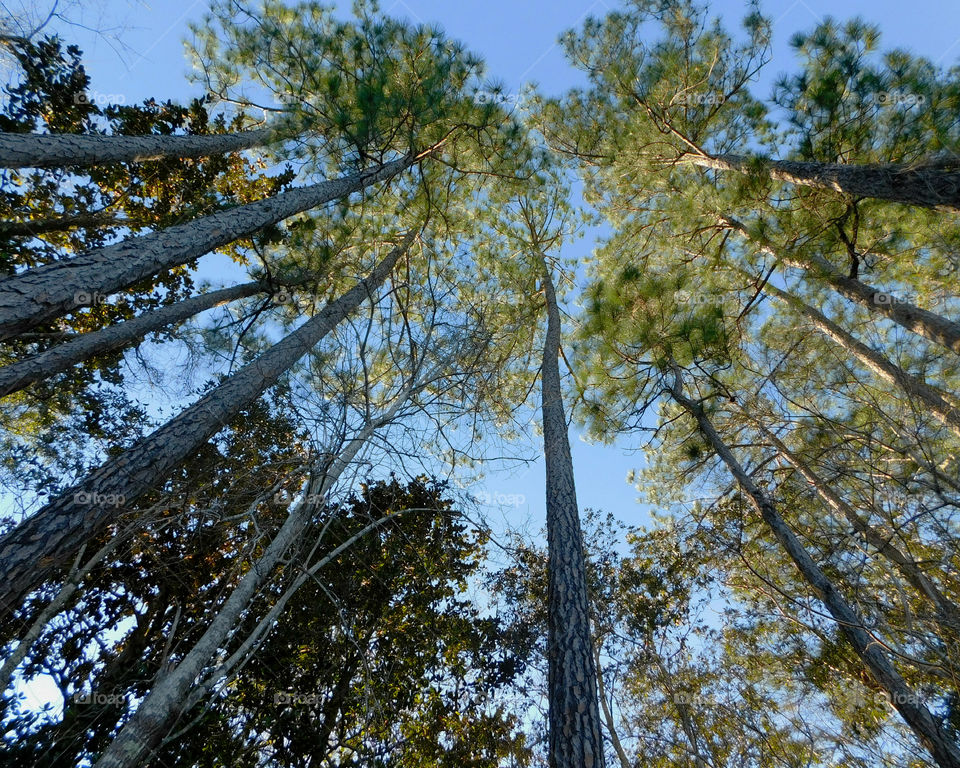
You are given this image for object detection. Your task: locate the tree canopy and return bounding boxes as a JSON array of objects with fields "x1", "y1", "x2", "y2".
[{"x1": 1, "y1": 1, "x2": 959, "y2": 767}]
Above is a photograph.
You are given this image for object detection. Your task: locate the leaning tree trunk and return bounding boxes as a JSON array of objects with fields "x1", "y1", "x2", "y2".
[
  {"x1": 593, "y1": 646, "x2": 632, "y2": 768},
  {"x1": 93, "y1": 395, "x2": 407, "y2": 768},
  {"x1": 0, "y1": 126, "x2": 280, "y2": 169},
  {"x1": 754, "y1": 421, "x2": 960, "y2": 633},
  {"x1": 0, "y1": 278, "x2": 302, "y2": 397},
  {"x1": 666, "y1": 368, "x2": 960, "y2": 768},
  {"x1": 764, "y1": 283, "x2": 960, "y2": 438},
  {"x1": 0, "y1": 534, "x2": 124, "y2": 696},
  {"x1": 0, "y1": 154, "x2": 415, "y2": 340},
  {"x1": 722, "y1": 216, "x2": 960, "y2": 354},
  {"x1": 0, "y1": 232, "x2": 415, "y2": 618},
  {"x1": 539, "y1": 253, "x2": 606, "y2": 768},
  {"x1": 0, "y1": 210, "x2": 123, "y2": 237},
  {"x1": 687, "y1": 153, "x2": 960, "y2": 212}
]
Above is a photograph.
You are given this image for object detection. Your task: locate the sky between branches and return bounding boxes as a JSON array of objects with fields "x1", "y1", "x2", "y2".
[{"x1": 6, "y1": 0, "x2": 960, "y2": 542}]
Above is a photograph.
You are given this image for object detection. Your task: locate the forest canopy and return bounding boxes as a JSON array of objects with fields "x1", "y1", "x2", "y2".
[{"x1": 0, "y1": 1, "x2": 958, "y2": 766}]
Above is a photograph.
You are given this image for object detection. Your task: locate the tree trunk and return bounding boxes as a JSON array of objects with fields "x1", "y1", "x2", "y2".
[
  {"x1": 0, "y1": 127, "x2": 279, "y2": 169},
  {"x1": 0, "y1": 279, "x2": 291, "y2": 397},
  {"x1": 0, "y1": 210, "x2": 123, "y2": 237},
  {"x1": 0, "y1": 155, "x2": 415, "y2": 340},
  {"x1": 539, "y1": 253, "x2": 606, "y2": 768},
  {"x1": 593, "y1": 646, "x2": 631, "y2": 768},
  {"x1": 667, "y1": 368, "x2": 960, "y2": 768},
  {"x1": 651, "y1": 657, "x2": 715, "y2": 768},
  {"x1": 0, "y1": 534, "x2": 123, "y2": 695},
  {"x1": 722, "y1": 215, "x2": 960, "y2": 354},
  {"x1": 94, "y1": 399, "x2": 413, "y2": 768},
  {"x1": 687, "y1": 153, "x2": 960, "y2": 212},
  {"x1": 764, "y1": 283, "x2": 960, "y2": 438},
  {"x1": 0, "y1": 232, "x2": 415, "y2": 618},
  {"x1": 755, "y1": 422, "x2": 960, "y2": 633}
]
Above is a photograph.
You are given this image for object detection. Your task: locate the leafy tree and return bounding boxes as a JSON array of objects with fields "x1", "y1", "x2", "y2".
[
  {"x1": 154, "y1": 476, "x2": 531, "y2": 768},
  {"x1": 551, "y1": 2, "x2": 960, "y2": 765}
]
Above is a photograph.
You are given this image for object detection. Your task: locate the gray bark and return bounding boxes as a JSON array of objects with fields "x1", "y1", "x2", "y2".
[
  {"x1": 539, "y1": 254, "x2": 606, "y2": 768},
  {"x1": 687, "y1": 154, "x2": 960, "y2": 212},
  {"x1": 757, "y1": 424, "x2": 960, "y2": 633},
  {"x1": 650, "y1": 657, "x2": 714, "y2": 768},
  {"x1": 174, "y1": 369, "x2": 440, "y2": 723},
  {"x1": 0, "y1": 232, "x2": 415, "y2": 618},
  {"x1": 0, "y1": 279, "x2": 282, "y2": 397},
  {"x1": 94, "y1": 398, "x2": 404, "y2": 768},
  {"x1": 0, "y1": 210, "x2": 122, "y2": 237},
  {"x1": 764, "y1": 283, "x2": 960, "y2": 438},
  {"x1": 0, "y1": 155, "x2": 415, "y2": 340},
  {"x1": 0, "y1": 534, "x2": 123, "y2": 695},
  {"x1": 667, "y1": 368, "x2": 960, "y2": 768},
  {"x1": 594, "y1": 646, "x2": 631, "y2": 768},
  {"x1": 0, "y1": 127, "x2": 279, "y2": 169},
  {"x1": 722, "y1": 216, "x2": 960, "y2": 354}
]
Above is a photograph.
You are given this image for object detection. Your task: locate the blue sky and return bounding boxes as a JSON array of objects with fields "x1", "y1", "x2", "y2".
[
  {"x1": 29, "y1": 0, "x2": 960, "y2": 105},
  {"x1": 8, "y1": 0, "x2": 960, "y2": 531}
]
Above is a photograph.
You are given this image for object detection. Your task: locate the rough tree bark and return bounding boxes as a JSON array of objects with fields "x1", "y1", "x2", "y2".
[
  {"x1": 722, "y1": 215, "x2": 960, "y2": 355},
  {"x1": 0, "y1": 126, "x2": 279, "y2": 169},
  {"x1": 0, "y1": 232, "x2": 415, "y2": 618},
  {"x1": 0, "y1": 278, "x2": 302, "y2": 397},
  {"x1": 0, "y1": 155, "x2": 415, "y2": 340},
  {"x1": 94, "y1": 397, "x2": 409, "y2": 768},
  {"x1": 0, "y1": 210, "x2": 122, "y2": 237},
  {"x1": 753, "y1": 421, "x2": 960, "y2": 633},
  {"x1": 686, "y1": 153, "x2": 960, "y2": 212},
  {"x1": 764, "y1": 283, "x2": 960, "y2": 438},
  {"x1": 538, "y1": 252, "x2": 606, "y2": 768},
  {"x1": 667, "y1": 367, "x2": 960, "y2": 768}
]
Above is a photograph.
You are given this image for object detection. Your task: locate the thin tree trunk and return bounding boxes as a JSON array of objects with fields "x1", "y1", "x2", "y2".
[
  {"x1": 0, "y1": 533, "x2": 124, "y2": 695},
  {"x1": 0, "y1": 232, "x2": 415, "y2": 618},
  {"x1": 650, "y1": 657, "x2": 714, "y2": 768},
  {"x1": 0, "y1": 155, "x2": 415, "y2": 340},
  {"x1": 0, "y1": 127, "x2": 279, "y2": 169},
  {"x1": 538, "y1": 253, "x2": 606, "y2": 768},
  {"x1": 593, "y1": 645, "x2": 631, "y2": 768},
  {"x1": 686, "y1": 153, "x2": 960, "y2": 212},
  {"x1": 754, "y1": 421, "x2": 960, "y2": 633},
  {"x1": 722, "y1": 216, "x2": 960, "y2": 354},
  {"x1": 94, "y1": 396, "x2": 416, "y2": 768},
  {"x1": 763, "y1": 283, "x2": 960, "y2": 438},
  {"x1": 0, "y1": 278, "x2": 294, "y2": 397},
  {"x1": 0, "y1": 210, "x2": 123, "y2": 237},
  {"x1": 666, "y1": 367, "x2": 960, "y2": 768}
]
